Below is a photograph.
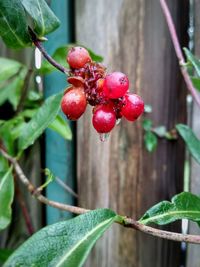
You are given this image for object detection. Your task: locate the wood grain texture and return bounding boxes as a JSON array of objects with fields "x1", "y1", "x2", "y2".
[
  {"x1": 186, "y1": 0, "x2": 200, "y2": 266},
  {"x1": 76, "y1": 1, "x2": 187, "y2": 266}
]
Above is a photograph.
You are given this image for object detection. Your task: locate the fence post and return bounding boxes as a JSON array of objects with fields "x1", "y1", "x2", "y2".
[
  {"x1": 186, "y1": 0, "x2": 200, "y2": 266},
  {"x1": 75, "y1": 0, "x2": 187, "y2": 266}
]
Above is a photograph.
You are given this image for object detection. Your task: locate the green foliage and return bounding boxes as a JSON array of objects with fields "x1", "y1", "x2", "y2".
[
  {"x1": 139, "y1": 192, "x2": 200, "y2": 226},
  {"x1": 48, "y1": 115, "x2": 72, "y2": 140},
  {"x1": 184, "y1": 48, "x2": 200, "y2": 92},
  {"x1": 0, "y1": 249, "x2": 13, "y2": 264},
  {"x1": 21, "y1": 0, "x2": 60, "y2": 37},
  {"x1": 4, "y1": 209, "x2": 118, "y2": 267},
  {"x1": 176, "y1": 124, "x2": 200, "y2": 164},
  {"x1": 0, "y1": 165, "x2": 14, "y2": 231},
  {"x1": 144, "y1": 131, "x2": 157, "y2": 152},
  {"x1": 0, "y1": 0, "x2": 60, "y2": 48},
  {"x1": 0, "y1": 58, "x2": 23, "y2": 82},
  {"x1": 39, "y1": 45, "x2": 104, "y2": 74},
  {"x1": 184, "y1": 48, "x2": 200, "y2": 77},
  {"x1": 18, "y1": 92, "x2": 63, "y2": 153},
  {"x1": 0, "y1": 0, "x2": 31, "y2": 48}
]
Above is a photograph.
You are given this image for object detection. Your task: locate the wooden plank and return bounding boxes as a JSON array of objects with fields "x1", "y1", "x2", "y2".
[
  {"x1": 76, "y1": 1, "x2": 187, "y2": 266},
  {"x1": 186, "y1": 0, "x2": 200, "y2": 266}
]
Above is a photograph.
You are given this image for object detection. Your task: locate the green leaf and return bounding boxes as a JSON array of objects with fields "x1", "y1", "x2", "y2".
[
  {"x1": 184, "y1": 48, "x2": 200, "y2": 77},
  {"x1": 48, "y1": 115, "x2": 72, "y2": 140},
  {"x1": 142, "y1": 119, "x2": 152, "y2": 131},
  {"x1": 144, "y1": 131, "x2": 157, "y2": 152},
  {"x1": 0, "y1": 68, "x2": 27, "y2": 109},
  {"x1": 0, "y1": 0, "x2": 31, "y2": 48},
  {"x1": 87, "y1": 47, "x2": 104, "y2": 62},
  {"x1": 0, "y1": 58, "x2": 22, "y2": 82},
  {"x1": 0, "y1": 249, "x2": 13, "y2": 264},
  {"x1": 0, "y1": 167, "x2": 14, "y2": 231},
  {"x1": 21, "y1": 0, "x2": 60, "y2": 37},
  {"x1": 139, "y1": 192, "x2": 200, "y2": 225},
  {"x1": 37, "y1": 168, "x2": 55, "y2": 192},
  {"x1": 18, "y1": 92, "x2": 63, "y2": 152},
  {"x1": 39, "y1": 45, "x2": 103, "y2": 74},
  {"x1": 4, "y1": 209, "x2": 117, "y2": 267},
  {"x1": 176, "y1": 124, "x2": 200, "y2": 164},
  {"x1": 191, "y1": 76, "x2": 200, "y2": 91}
]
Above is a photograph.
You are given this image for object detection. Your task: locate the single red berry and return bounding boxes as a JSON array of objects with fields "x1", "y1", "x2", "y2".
[
  {"x1": 121, "y1": 93, "x2": 144, "y2": 121},
  {"x1": 67, "y1": 47, "x2": 91, "y2": 69},
  {"x1": 92, "y1": 105, "x2": 116, "y2": 133},
  {"x1": 61, "y1": 87, "x2": 87, "y2": 120},
  {"x1": 103, "y1": 72, "x2": 129, "y2": 99}
]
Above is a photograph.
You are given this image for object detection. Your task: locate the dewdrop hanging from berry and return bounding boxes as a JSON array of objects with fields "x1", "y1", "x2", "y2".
[{"x1": 61, "y1": 46, "x2": 144, "y2": 140}]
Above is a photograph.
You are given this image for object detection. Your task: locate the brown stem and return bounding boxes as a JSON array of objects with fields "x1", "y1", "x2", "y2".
[
  {"x1": 1, "y1": 148, "x2": 200, "y2": 244},
  {"x1": 15, "y1": 182, "x2": 34, "y2": 235},
  {"x1": 160, "y1": 0, "x2": 200, "y2": 107},
  {"x1": 16, "y1": 69, "x2": 33, "y2": 114},
  {"x1": 29, "y1": 28, "x2": 69, "y2": 74}
]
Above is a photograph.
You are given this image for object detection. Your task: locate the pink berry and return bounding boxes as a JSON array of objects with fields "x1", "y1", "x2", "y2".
[
  {"x1": 92, "y1": 105, "x2": 116, "y2": 133},
  {"x1": 67, "y1": 47, "x2": 91, "y2": 69},
  {"x1": 103, "y1": 72, "x2": 129, "y2": 99},
  {"x1": 121, "y1": 93, "x2": 144, "y2": 121},
  {"x1": 61, "y1": 86, "x2": 87, "y2": 120}
]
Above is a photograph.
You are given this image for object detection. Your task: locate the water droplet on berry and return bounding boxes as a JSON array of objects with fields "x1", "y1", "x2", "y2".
[{"x1": 99, "y1": 133, "x2": 110, "y2": 142}]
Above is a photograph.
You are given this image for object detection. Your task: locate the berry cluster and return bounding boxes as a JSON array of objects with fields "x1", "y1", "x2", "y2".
[{"x1": 61, "y1": 46, "x2": 144, "y2": 135}]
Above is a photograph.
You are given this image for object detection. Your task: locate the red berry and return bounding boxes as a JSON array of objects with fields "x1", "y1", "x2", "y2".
[
  {"x1": 92, "y1": 105, "x2": 116, "y2": 133},
  {"x1": 67, "y1": 47, "x2": 91, "y2": 69},
  {"x1": 61, "y1": 87, "x2": 87, "y2": 120},
  {"x1": 103, "y1": 72, "x2": 129, "y2": 99},
  {"x1": 121, "y1": 93, "x2": 144, "y2": 121}
]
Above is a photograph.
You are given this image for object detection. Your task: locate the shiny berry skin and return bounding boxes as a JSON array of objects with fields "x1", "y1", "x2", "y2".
[
  {"x1": 61, "y1": 87, "x2": 87, "y2": 120},
  {"x1": 67, "y1": 47, "x2": 91, "y2": 69},
  {"x1": 92, "y1": 105, "x2": 116, "y2": 133},
  {"x1": 103, "y1": 72, "x2": 129, "y2": 99},
  {"x1": 121, "y1": 93, "x2": 144, "y2": 121}
]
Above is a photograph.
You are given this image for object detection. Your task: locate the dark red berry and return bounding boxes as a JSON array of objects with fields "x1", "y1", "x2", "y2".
[
  {"x1": 92, "y1": 105, "x2": 116, "y2": 133},
  {"x1": 67, "y1": 47, "x2": 91, "y2": 69},
  {"x1": 103, "y1": 72, "x2": 129, "y2": 99},
  {"x1": 61, "y1": 87, "x2": 87, "y2": 120},
  {"x1": 121, "y1": 93, "x2": 144, "y2": 121}
]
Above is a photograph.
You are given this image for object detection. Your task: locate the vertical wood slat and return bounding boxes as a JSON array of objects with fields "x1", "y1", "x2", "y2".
[
  {"x1": 186, "y1": 0, "x2": 200, "y2": 266},
  {"x1": 76, "y1": 1, "x2": 187, "y2": 267},
  {"x1": 44, "y1": 0, "x2": 75, "y2": 224}
]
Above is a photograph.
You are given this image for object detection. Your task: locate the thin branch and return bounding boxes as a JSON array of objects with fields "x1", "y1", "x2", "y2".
[
  {"x1": 1, "y1": 148, "x2": 200, "y2": 244},
  {"x1": 16, "y1": 69, "x2": 33, "y2": 114},
  {"x1": 55, "y1": 176, "x2": 78, "y2": 199},
  {"x1": 160, "y1": 0, "x2": 200, "y2": 107},
  {"x1": 29, "y1": 28, "x2": 69, "y2": 74},
  {"x1": 15, "y1": 182, "x2": 34, "y2": 235}
]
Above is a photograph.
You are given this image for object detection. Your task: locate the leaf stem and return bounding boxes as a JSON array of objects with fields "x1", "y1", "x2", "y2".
[
  {"x1": 160, "y1": 0, "x2": 200, "y2": 107},
  {"x1": 29, "y1": 28, "x2": 69, "y2": 74},
  {"x1": 1, "y1": 148, "x2": 200, "y2": 245}
]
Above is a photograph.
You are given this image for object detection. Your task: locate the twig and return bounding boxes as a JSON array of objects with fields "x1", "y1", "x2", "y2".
[
  {"x1": 15, "y1": 182, "x2": 34, "y2": 235},
  {"x1": 1, "y1": 148, "x2": 200, "y2": 244},
  {"x1": 16, "y1": 69, "x2": 33, "y2": 114},
  {"x1": 160, "y1": 0, "x2": 200, "y2": 107},
  {"x1": 28, "y1": 28, "x2": 69, "y2": 74},
  {"x1": 55, "y1": 176, "x2": 78, "y2": 199}
]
